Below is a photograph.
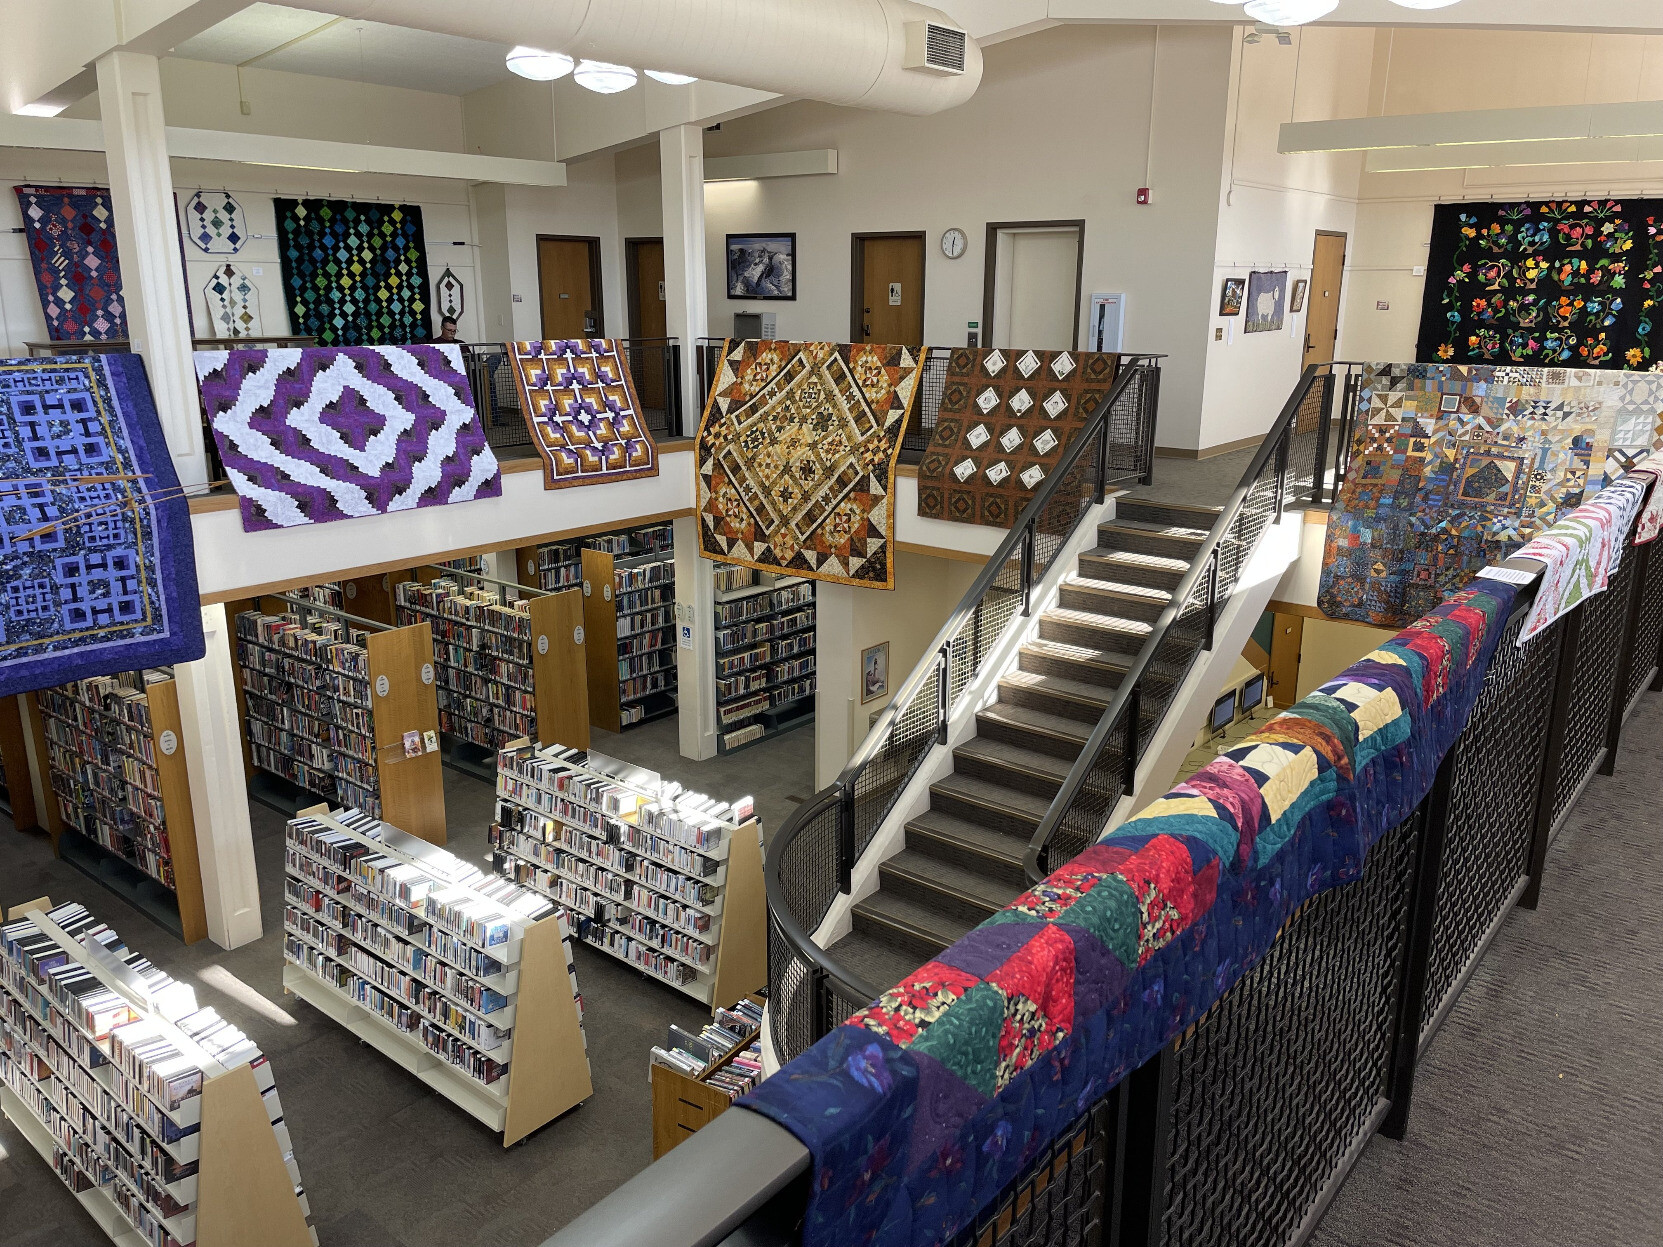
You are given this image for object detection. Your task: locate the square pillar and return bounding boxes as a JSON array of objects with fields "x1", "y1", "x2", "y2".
[{"x1": 660, "y1": 124, "x2": 709, "y2": 421}]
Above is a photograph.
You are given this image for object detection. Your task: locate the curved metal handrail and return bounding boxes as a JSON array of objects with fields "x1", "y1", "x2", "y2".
[{"x1": 761, "y1": 786, "x2": 876, "y2": 1004}]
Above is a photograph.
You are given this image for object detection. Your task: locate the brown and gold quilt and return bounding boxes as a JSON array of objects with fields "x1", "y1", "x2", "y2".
[{"x1": 510, "y1": 338, "x2": 659, "y2": 490}]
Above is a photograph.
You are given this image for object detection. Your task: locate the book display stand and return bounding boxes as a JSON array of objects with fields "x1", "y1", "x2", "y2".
[{"x1": 648, "y1": 995, "x2": 765, "y2": 1158}]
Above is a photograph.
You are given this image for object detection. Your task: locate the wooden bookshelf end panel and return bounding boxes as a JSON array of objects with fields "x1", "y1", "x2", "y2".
[
  {"x1": 529, "y1": 589, "x2": 590, "y2": 752},
  {"x1": 195, "y1": 1063, "x2": 314, "y2": 1247},
  {"x1": 502, "y1": 914, "x2": 593, "y2": 1146},
  {"x1": 148, "y1": 678, "x2": 208, "y2": 945},
  {"x1": 580, "y1": 548, "x2": 622, "y2": 733},
  {"x1": 367, "y1": 622, "x2": 447, "y2": 845}
]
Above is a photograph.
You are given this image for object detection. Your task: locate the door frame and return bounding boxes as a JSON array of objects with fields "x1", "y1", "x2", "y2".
[
  {"x1": 849, "y1": 231, "x2": 927, "y2": 343},
  {"x1": 624, "y1": 236, "x2": 664, "y2": 341},
  {"x1": 982, "y1": 219, "x2": 1087, "y2": 351},
  {"x1": 536, "y1": 233, "x2": 606, "y2": 338},
  {"x1": 1303, "y1": 229, "x2": 1348, "y2": 367}
]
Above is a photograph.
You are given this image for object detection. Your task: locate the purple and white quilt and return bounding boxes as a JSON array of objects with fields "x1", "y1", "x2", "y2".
[{"x1": 193, "y1": 345, "x2": 502, "y2": 532}]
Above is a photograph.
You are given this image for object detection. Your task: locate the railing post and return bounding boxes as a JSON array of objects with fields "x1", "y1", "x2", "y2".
[
  {"x1": 836, "y1": 781, "x2": 856, "y2": 895},
  {"x1": 1121, "y1": 683, "x2": 1141, "y2": 798},
  {"x1": 808, "y1": 962, "x2": 830, "y2": 1043},
  {"x1": 666, "y1": 340, "x2": 684, "y2": 437},
  {"x1": 1140, "y1": 364, "x2": 1160, "y2": 488},
  {"x1": 1311, "y1": 371, "x2": 1334, "y2": 504},
  {"x1": 936, "y1": 644, "x2": 950, "y2": 746},
  {"x1": 1520, "y1": 608, "x2": 1582, "y2": 911},
  {"x1": 1599, "y1": 537, "x2": 1648, "y2": 776},
  {"x1": 1021, "y1": 524, "x2": 1035, "y2": 618},
  {"x1": 1273, "y1": 425, "x2": 1291, "y2": 520},
  {"x1": 1095, "y1": 411, "x2": 1110, "y2": 506},
  {"x1": 1203, "y1": 548, "x2": 1219, "y2": 652},
  {"x1": 1112, "y1": 1040, "x2": 1177, "y2": 1247}
]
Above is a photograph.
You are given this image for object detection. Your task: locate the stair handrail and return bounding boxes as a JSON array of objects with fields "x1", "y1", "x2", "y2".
[{"x1": 1021, "y1": 362, "x2": 1343, "y2": 883}]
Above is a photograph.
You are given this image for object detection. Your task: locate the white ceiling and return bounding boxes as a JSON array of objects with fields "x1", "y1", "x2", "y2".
[{"x1": 171, "y1": 3, "x2": 516, "y2": 98}]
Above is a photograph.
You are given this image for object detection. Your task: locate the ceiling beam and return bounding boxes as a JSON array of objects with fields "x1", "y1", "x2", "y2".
[
  {"x1": 704, "y1": 149, "x2": 836, "y2": 181},
  {"x1": 1365, "y1": 135, "x2": 1663, "y2": 172},
  {"x1": 1282, "y1": 99, "x2": 1663, "y2": 154}
]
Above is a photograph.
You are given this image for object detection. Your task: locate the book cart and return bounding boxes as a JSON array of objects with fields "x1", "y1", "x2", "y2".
[
  {"x1": 0, "y1": 897, "x2": 315, "y2": 1247},
  {"x1": 25, "y1": 672, "x2": 209, "y2": 944},
  {"x1": 710, "y1": 566, "x2": 817, "y2": 755},
  {"x1": 648, "y1": 994, "x2": 765, "y2": 1159},
  {"x1": 489, "y1": 741, "x2": 767, "y2": 1008},
  {"x1": 228, "y1": 594, "x2": 447, "y2": 845},
  {"x1": 280, "y1": 807, "x2": 591, "y2": 1146}
]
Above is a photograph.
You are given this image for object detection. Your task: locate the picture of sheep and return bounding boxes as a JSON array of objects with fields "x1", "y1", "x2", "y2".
[{"x1": 1245, "y1": 270, "x2": 1288, "y2": 334}]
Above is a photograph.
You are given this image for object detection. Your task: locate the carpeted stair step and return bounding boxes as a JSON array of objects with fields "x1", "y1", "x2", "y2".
[
  {"x1": 1038, "y1": 607, "x2": 1152, "y2": 656},
  {"x1": 975, "y1": 702, "x2": 1093, "y2": 761},
  {"x1": 998, "y1": 668, "x2": 1119, "y2": 722},
  {"x1": 1097, "y1": 518, "x2": 1210, "y2": 561},
  {"x1": 878, "y1": 849, "x2": 1023, "y2": 926},
  {"x1": 904, "y1": 809, "x2": 1031, "y2": 886},
  {"x1": 851, "y1": 890, "x2": 976, "y2": 964},
  {"x1": 1057, "y1": 575, "x2": 1175, "y2": 623},
  {"x1": 826, "y1": 929, "x2": 930, "y2": 999},
  {"x1": 928, "y1": 771, "x2": 1051, "y2": 838},
  {"x1": 1019, "y1": 637, "x2": 1135, "y2": 687},
  {"x1": 952, "y1": 737, "x2": 1074, "y2": 801},
  {"x1": 1115, "y1": 498, "x2": 1224, "y2": 532},
  {"x1": 1077, "y1": 546, "x2": 1192, "y2": 592}
]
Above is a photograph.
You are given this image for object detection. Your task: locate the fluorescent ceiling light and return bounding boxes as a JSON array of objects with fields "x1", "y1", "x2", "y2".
[
  {"x1": 506, "y1": 46, "x2": 574, "y2": 81},
  {"x1": 645, "y1": 70, "x2": 697, "y2": 85},
  {"x1": 1243, "y1": 0, "x2": 1337, "y2": 24},
  {"x1": 574, "y1": 60, "x2": 637, "y2": 93},
  {"x1": 14, "y1": 102, "x2": 67, "y2": 117}
]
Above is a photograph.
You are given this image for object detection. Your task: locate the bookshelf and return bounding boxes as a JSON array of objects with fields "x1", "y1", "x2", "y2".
[
  {"x1": 234, "y1": 597, "x2": 447, "y2": 845},
  {"x1": 280, "y1": 806, "x2": 591, "y2": 1145},
  {"x1": 581, "y1": 547, "x2": 678, "y2": 733},
  {"x1": 489, "y1": 741, "x2": 767, "y2": 1008},
  {"x1": 30, "y1": 673, "x2": 208, "y2": 945},
  {"x1": 516, "y1": 523, "x2": 674, "y2": 597},
  {"x1": 0, "y1": 898, "x2": 314, "y2": 1247},
  {"x1": 648, "y1": 995, "x2": 765, "y2": 1158},
  {"x1": 711, "y1": 567, "x2": 817, "y2": 755}
]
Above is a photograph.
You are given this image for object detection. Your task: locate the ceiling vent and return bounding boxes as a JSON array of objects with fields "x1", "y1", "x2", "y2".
[{"x1": 903, "y1": 22, "x2": 967, "y2": 75}]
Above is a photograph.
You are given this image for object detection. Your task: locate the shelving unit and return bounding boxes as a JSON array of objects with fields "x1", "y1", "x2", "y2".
[
  {"x1": 516, "y1": 523, "x2": 674, "y2": 596},
  {"x1": 29, "y1": 673, "x2": 208, "y2": 944},
  {"x1": 711, "y1": 568, "x2": 817, "y2": 755},
  {"x1": 280, "y1": 806, "x2": 591, "y2": 1145},
  {"x1": 489, "y1": 741, "x2": 766, "y2": 1008},
  {"x1": 649, "y1": 995, "x2": 765, "y2": 1158},
  {"x1": 0, "y1": 898, "x2": 315, "y2": 1247},
  {"x1": 581, "y1": 547, "x2": 678, "y2": 733}
]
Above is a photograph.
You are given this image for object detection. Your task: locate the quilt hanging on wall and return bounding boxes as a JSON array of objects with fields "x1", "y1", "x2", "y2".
[
  {"x1": 193, "y1": 344, "x2": 502, "y2": 532},
  {"x1": 1315, "y1": 361, "x2": 1640, "y2": 628},
  {"x1": 184, "y1": 190, "x2": 246, "y2": 254},
  {"x1": 202, "y1": 263, "x2": 262, "y2": 339},
  {"x1": 1417, "y1": 197, "x2": 1663, "y2": 370},
  {"x1": 916, "y1": 348, "x2": 1119, "y2": 529},
  {"x1": 697, "y1": 339, "x2": 922, "y2": 589},
  {"x1": 15, "y1": 186, "x2": 128, "y2": 342},
  {"x1": 274, "y1": 198, "x2": 431, "y2": 346},
  {"x1": 0, "y1": 353, "x2": 204, "y2": 697},
  {"x1": 509, "y1": 340, "x2": 658, "y2": 490}
]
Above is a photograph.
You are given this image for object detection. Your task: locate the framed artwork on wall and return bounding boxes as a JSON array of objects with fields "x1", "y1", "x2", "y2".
[
  {"x1": 726, "y1": 233, "x2": 797, "y2": 300},
  {"x1": 1290, "y1": 278, "x2": 1308, "y2": 313},
  {"x1": 1245, "y1": 270, "x2": 1288, "y2": 334},
  {"x1": 861, "y1": 641, "x2": 889, "y2": 704},
  {"x1": 1219, "y1": 277, "x2": 1245, "y2": 317}
]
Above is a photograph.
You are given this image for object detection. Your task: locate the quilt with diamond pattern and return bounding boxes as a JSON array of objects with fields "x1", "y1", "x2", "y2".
[
  {"x1": 0, "y1": 353, "x2": 204, "y2": 696},
  {"x1": 509, "y1": 339, "x2": 658, "y2": 490},
  {"x1": 697, "y1": 339, "x2": 921, "y2": 588},
  {"x1": 274, "y1": 197, "x2": 431, "y2": 346},
  {"x1": 15, "y1": 186, "x2": 128, "y2": 342},
  {"x1": 917, "y1": 347, "x2": 1118, "y2": 529},
  {"x1": 193, "y1": 345, "x2": 501, "y2": 531}
]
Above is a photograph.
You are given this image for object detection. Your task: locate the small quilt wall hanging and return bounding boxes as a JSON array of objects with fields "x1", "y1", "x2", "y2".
[
  {"x1": 14, "y1": 186, "x2": 127, "y2": 342},
  {"x1": 434, "y1": 268, "x2": 464, "y2": 321},
  {"x1": 0, "y1": 353, "x2": 205, "y2": 697},
  {"x1": 274, "y1": 197, "x2": 431, "y2": 346},
  {"x1": 508, "y1": 340, "x2": 658, "y2": 490},
  {"x1": 1317, "y1": 361, "x2": 1630, "y2": 628},
  {"x1": 203, "y1": 263, "x2": 262, "y2": 338},
  {"x1": 1244, "y1": 270, "x2": 1288, "y2": 333},
  {"x1": 1509, "y1": 474, "x2": 1649, "y2": 644},
  {"x1": 185, "y1": 190, "x2": 246, "y2": 254},
  {"x1": 1417, "y1": 197, "x2": 1663, "y2": 369},
  {"x1": 697, "y1": 339, "x2": 922, "y2": 589},
  {"x1": 916, "y1": 347, "x2": 1119, "y2": 529},
  {"x1": 193, "y1": 344, "x2": 502, "y2": 532}
]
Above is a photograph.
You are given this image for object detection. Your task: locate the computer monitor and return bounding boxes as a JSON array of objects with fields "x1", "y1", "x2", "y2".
[
  {"x1": 1209, "y1": 691, "x2": 1236, "y2": 736},
  {"x1": 1239, "y1": 673, "x2": 1266, "y2": 716}
]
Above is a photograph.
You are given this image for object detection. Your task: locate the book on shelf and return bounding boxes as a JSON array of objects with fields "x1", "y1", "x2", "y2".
[
  {"x1": 709, "y1": 568, "x2": 817, "y2": 754},
  {"x1": 395, "y1": 578, "x2": 538, "y2": 747}
]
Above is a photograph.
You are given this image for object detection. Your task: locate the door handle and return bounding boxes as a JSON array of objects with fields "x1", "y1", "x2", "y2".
[
  {"x1": 1304, "y1": 335, "x2": 1313, "y2": 351},
  {"x1": 862, "y1": 325, "x2": 871, "y2": 335}
]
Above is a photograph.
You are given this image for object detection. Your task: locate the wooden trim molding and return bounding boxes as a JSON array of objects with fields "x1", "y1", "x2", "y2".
[{"x1": 981, "y1": 219, "x2": 1086, "y2": 351}]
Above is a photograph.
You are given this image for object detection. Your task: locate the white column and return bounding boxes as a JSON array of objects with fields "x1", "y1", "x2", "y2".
[
  {"x1": 95, "y1": 51, "x2": 208, "y2": 488},
  {"x1": 674, "y1": 515, "x2": 718, "y2": 761},
  {"x1": 174, "y1": 605, "x2": 263, "y2": 949},
  {"x1": 814, "y1": 584, "x2": 857, "y2": 789},
  {"x1": 659, "y1": 124, "x2": 709, "y2": 424}
]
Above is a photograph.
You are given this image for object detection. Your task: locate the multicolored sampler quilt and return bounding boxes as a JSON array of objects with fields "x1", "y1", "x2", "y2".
[
  {"x1": 508, "y1": 340, "x2": 658, "y2": 490},
  {"x1": 0, "y1": 354, "x2": 204, "y2": 697},
  {"x1": 1509, "y1": 474, "x2": 1650, "y2": 644},
  {"x1": 697, "y1": 339, "x2": 922, "y2": 589},
  {"x1": 916, "y1": 348, "x2": 1118, "y2": 529},
  {"x1": 14, "y1": 186, "x2": 128, "y2": 342},
  {"x1": 274, "y1": 198, "x2": 431, "y2": 346},
  {"x1": 193, "y1": 345, "x2": 502, "y2": 532},
  {"x1": 1417, "y1": 197, "x2": 1663, "y2": 370},
  {"x1": 740, "y1": 582, "x2": 1521, "y2": 1247},
  {"x1": 1318, "y1": 362, "x2": 1630, "y2": 628}
]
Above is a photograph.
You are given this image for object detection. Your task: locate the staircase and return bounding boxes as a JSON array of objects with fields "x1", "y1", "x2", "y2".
[{"x1": 827, "y1": 498, "x2": 1224, "y2": 992}]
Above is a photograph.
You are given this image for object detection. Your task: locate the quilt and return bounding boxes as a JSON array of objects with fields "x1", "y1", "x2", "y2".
[
  {"x1": 0, "y1": 354, "x2": 204, "y2": 696},
  {"x1": 1512, "y1": 475, "x2": 1649, "y2": 644},
  {"x1": 916, "y1": 348, "x2": 1118, "y2": 529},
  {"x1": 697, "y1": 339, "x2": 921, "y2": 588},
  {"x1": 1417, "y1": 197, "x2": 1663, "y2": 369},
  {"x1": 1318, "y1": 362, "x2": 1622, "y2": 627},
  {"x1": 15, "y1": 186, "x2": 127, "y2": 342},
  {"x1": 1630, "y1": 451, "x2": 1663, "y2": 543},
  {"x1": 740, "y1": 581, "x2": 1521, "y2": 1247},
  {"x1": 202, "y1": 263, "x2": 262, "y2": 339},
  {"x1": 274, "y1": 198, "x2": 431, "y2": 346},
  {"x1": 184, "y1": 190, "x2": 246, "y2": 255},
  {"x1": 193, "y1": 345, "x2": 502, "y2": 531},
  {"x1": 1245, "y1": 270, "x2": 1288, "y2": 334},
  {"x1": 508, "y1": 340, "x2": 658, "y2": 490}
]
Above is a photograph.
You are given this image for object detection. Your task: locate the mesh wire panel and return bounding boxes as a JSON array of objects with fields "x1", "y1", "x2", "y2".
[
  {"x1": 899, "y1": 347, "x2": 953, "y2": 462},
  {"x1": 767, "y1": 912, "x2": 816, "y2": 1066},
  {"x1": 1417, "y1": 609, "x2": 1553, "y2": 1042},
  {"x1": 945, "y1": 1096, "x2": 1113, "y2": 1247},
  {"x1": 1159, "y1": 814, "x2": 1421, "y2": 1247},
  {"x1": 1625, "y1": 544, "x2": 1663, "y2": 710},
  {"x1": 1552, "y1": 542, "x2": 1635, "y2": 827},
  {"x1": 1283, "y1": 371, "x2": 1333, "y2": 506}
]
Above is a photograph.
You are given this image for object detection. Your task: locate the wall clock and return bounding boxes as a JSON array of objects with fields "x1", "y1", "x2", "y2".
[{"x1": 941, "y1": 227, "x2": 968, "y2": 259}]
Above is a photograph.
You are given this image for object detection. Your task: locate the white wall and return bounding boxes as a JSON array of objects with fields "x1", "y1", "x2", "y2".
[{"x1": 495, "y1": 154, "x2": 628, "y2": 342}]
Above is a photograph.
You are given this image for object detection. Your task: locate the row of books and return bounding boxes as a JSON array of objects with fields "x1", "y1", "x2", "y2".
[
  {"x1": 716, "y1": 657, "x2": 817, "y2": 704},
  {"x1": 715, "y1": 606, "x2": 816, "y2": 654},
  {"x1": 615, "y1": 559, "x2": 674, "y2": 593},
  {"x1": 714, "y1": 580, "x2": 814, "y2": 627},
  {"x1": 711, "y1": 564, "x2": 755, "y2": 594},
  {"x1": 649, "y1": 997, "x2": 762, "y2": 1080}
]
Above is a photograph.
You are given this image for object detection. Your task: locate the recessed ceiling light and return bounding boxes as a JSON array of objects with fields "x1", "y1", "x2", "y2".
[
  {"x1": 645, "y1": 70, "x2": 697, "y2": 85},
  {"x1": 505, "y1": 46, "x2": 574, "y2": 81},
  {"x1": 574, "y1": 60, "x2": 637, "y2": 94}
]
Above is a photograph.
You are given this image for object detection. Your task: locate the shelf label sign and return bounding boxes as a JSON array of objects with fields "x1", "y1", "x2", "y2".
[
  {"x1": 421, "y1": 663, "x2": 434, "y2": 685},
  {"x1": 375, "y1": 675, "x2": 390, "y2": 698},
  {"x1": 159, "y1": 730, "x2": 178, "y2": 756},
  {"x1": 573, "y1": 625, "x2": 585, "y2": 645},
  {"x1": 537, "y1": 634, "x2": 549, "y2": 655}
]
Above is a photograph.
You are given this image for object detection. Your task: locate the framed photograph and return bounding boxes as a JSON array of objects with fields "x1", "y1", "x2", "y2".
[
  {"x1": 1244, "y1": 270, "x2": 1289, "y2": 334},
  {"x1": 726, "y1": 233, "x2": 797, "y2": 300},
  {"x1": 861, "y1": 641, "x2": 890, "y2": 704},
  {"x1": 1219, "y1": 277, "x2": 1246, "y2": 317},
  {"x1": 1290, "y1": 278, "x2": 1308, "y2": 314}
]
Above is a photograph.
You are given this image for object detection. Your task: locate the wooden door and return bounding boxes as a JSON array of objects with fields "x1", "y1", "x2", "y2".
[
  {"x1": 1268, "y1": 613, "x2": 1303, "y2": 711},
  {"x1": 538, "y1": 237, "x2": 600, "y2": 340},
  {"x1": 1303, "y1": 231, "x2": 1347, "y2": 368},
  {"x1": 629, "y1": 239, "x2": 667, "y2": 410},
  {"x1": 855, "y1": 234, "x2": 925, "y2": 346}
]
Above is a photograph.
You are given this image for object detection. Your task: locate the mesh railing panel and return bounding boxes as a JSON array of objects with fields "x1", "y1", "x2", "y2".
[
  {"x1": 1625, "y1": 545, "x2": 1663, "y2": 710},
  {"x1": 772, "y1": 798, "x2": 844, "y2": 963},
  {"x1": 1417, "y1": 609, "x2": 1552, "y2": 1041},
  {"x1": 1552, "y1": 539, "x2": 1635, "y2": 827},
  {"x1": 898, "y1": 347, "x2": 953, "y2": 462},
  {"x1": 1159, "y1": 813, "x2": 1421, "y2": 1247},
  {"x1": 767, "y1": 913, "x2": 816, "y2": 1067},
  {"x1": 1283, "y1": 371, "x2": 1333, "y2": 505}
]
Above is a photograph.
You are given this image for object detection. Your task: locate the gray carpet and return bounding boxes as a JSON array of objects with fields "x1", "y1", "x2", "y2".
[
  {"x1": 0, "y1": 713, "x2": 814, "y2": 1247},
  {"x1": 1129, "y1": 448, "x2": 1259, "y2": 508}
]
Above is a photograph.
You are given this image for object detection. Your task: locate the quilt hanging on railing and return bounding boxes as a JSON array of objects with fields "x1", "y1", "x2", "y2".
[
  {"x1": 274, "y1": 197, "x2": 431, "y2": 346},
  {"x1": 916, "y1": 348, "x2": 1119, "y2": 529},
  {"x1": 1416, "y1": 197, "x2": 1663, "y2": 370},
  {"x1": 740, "y1": 579, "x2": 1522, "y2": 1247},
  {"x1": 193, "y1": 345, "x2": 502, "y2": 531},
  {"x1": 14, "y1": 186, "x2": 128, "y2": 342},
  {"x1": 0, "y1": 353, "x2": 204, "y2": 697},
  {"x1": 508, "y1": 339, "x2": 659, "y2": 490},
  {"x1": 1508, "y1": 473, "x2": 1650, "y2": 644},
  {"x1": 696, "y1": 338, "x2": 921, "y2": 589},
  {"x1": 1314, "y1": 362, "x2": 1663, "y2": 628}
]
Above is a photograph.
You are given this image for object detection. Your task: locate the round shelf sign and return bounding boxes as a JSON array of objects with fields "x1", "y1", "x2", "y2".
[
  {"x1": 375, "y1": 674, "x2": 390, "y2": 698},
  {"x1": 345, "y1": 582, "x2": 358, "y2": 599},
  {"x1": 573, "y1": 625, "x2": 585, "y2": 646},
  {"x1": 421, "y1": 663, "x2": 434, "y2": 685},
  {"x1": 603, "y1": 584, "x2": 612, "y2": 602},
  {"x1": 159, "y1": 730, "x2": 178, "y2": 756},
  {"x1": 537, "y1": 634, "x2": 549, "y2": 655},
  {"x1": 583, "y1": 580, "x2": 591, "y2": 597}
]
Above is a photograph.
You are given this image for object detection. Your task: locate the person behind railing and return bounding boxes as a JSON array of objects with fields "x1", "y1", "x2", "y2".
[{"x1": 435, "y1": 315, "x2": 459, "y2": 344}]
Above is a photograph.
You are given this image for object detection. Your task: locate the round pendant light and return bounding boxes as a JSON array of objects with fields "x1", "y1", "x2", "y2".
[
  {"x1": 645, "y1": 70, "x2": 698, "y2": 85},
  {"x1": 1242, "y1": 0, "x2": 1338, "y2": 25},
  {"x1": 1387, "y1": 0, "x2": 1463, "y2": 8},
  {"x1": 574, "y1": 60, "x2": 638, "y2": 93},
  {"x1": 505, "y1": 46, "x2": 574, "y2": 81}
]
